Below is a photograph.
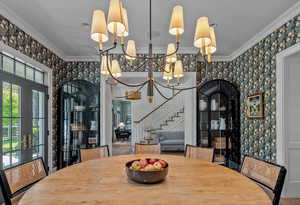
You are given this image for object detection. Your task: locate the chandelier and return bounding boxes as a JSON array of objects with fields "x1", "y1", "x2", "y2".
[{"x1": 90, "y1": 0, "x2": 217, "y2": 103}]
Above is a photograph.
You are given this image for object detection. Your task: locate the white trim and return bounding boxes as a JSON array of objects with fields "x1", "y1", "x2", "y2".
[
  {"x1": 64, "y1": 53, "x2": 230, "y2": 62},
  {"x1": 0, "y1": 1, "x2": 66, "y2": 59},
  {"x1": 229, "y1": 2, "x2": 300, "y2": 60},
  {"x1": 0, "y1": 41, "x2": 54, "y2": 173},
  {"x1": 276, "y1": 42, "x2": 300, "y2": 197}
]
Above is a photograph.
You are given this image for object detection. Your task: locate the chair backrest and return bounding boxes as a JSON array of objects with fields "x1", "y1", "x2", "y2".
[
  {"x1": 80, "y1": 145, "x2": 110, "y2": 162},
  {"x1": 185, "y1": 145, "x2": 214, "y2": 162},
  {"x1": 240, "y1": 156, "x2": 287, "y2": 205},
  {"x1": 0, "y1": 157, "x2": 48, "y2": 205},
  {"x1": 135, "y1": 143, "x2": 161, "y2": 154}
]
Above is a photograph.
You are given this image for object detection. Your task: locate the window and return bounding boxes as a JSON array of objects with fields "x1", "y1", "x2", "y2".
[
  {"x1": 1, "y1": 82, "x2": 21, "y2": 168},
  {"x1": 0, "y1": 52, "x2": 47, "y2": 85}
]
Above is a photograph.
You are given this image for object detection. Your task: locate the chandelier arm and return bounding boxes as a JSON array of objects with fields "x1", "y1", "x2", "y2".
[
  {"x1": 122, "y1": 58, "x2": 149, "y2": 72},
  {"x1": 113, "y1": 82, "x2": 147, "y2": 98},
  {"x1": 99, "y1": 42, "x2": 117, "y2": 55},
  {"x1": 121, "y1": 42, "x2": 180, "y2": 60},
  {"x1": 153, "y1": 82, "x2": 172, "y2": 100},
  {"x1": 104, "y1": 53, "x2": 149, "y2": 87},
  {"x1": 151, "y1": 61, "x2": 172, "y2": 73},
  {"x1": 154, "y1": 79, "x2": 205, "y2": 91}
]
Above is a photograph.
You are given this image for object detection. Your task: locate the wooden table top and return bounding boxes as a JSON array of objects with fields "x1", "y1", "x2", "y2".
[{"x1": 19, "y1": 154, "x2": 271, "y2": 205}]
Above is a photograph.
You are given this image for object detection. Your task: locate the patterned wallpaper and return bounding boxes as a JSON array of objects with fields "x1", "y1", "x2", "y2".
[{"x1": 1, "y1": 13, "x2": 300, "y2": 168}]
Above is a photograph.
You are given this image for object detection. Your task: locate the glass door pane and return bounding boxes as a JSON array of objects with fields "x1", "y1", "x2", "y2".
[
  {"x1": 32, "y1": 90, "x2": 45, "y2": 158},
  {"x1": 1, "y1": 82, "x2": 21, "y2": 168}
]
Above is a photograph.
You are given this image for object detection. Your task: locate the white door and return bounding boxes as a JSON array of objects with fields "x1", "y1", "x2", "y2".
[{"x1": 284, "y1": 56, "x2": 300, "y2": 197}]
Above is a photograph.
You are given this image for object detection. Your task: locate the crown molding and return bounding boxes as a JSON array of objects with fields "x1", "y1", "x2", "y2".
[
  {"x1": 0, "y1": 1, "x2": 66, "y2": 59},
  {"x1": 64, "y1": 54, "x2": 230, "y2": 62},
  {"x1": 228, "y1": 1, "x2": 300, "y2": 61}
]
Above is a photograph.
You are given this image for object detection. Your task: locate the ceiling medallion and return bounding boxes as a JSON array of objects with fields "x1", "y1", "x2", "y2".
[{"x1": 90, "y1": 0, "x2": 217, "y2": 103}]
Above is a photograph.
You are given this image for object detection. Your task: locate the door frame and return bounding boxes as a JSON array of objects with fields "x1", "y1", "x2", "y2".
[
  {"x1": 0, "y1": 42, "x2": 53, "y2": 171},
  {"x1": 276, "y1": 42, "x2": 300, "y2": 197}
]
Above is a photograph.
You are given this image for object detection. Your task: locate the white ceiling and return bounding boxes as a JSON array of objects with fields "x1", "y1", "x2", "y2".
[{"x1": 0, "y1": 0, "x2": 299, "y2": 59}]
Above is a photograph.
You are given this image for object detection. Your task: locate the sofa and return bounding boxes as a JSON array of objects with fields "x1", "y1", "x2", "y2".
[{"x1": 156, "y1": 131, "x2": 185, "y2": 152}]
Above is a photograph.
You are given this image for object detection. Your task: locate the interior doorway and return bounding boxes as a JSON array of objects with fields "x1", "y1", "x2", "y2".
[
  {"x1": 276, "y1": 43, "x2": 300, "y2": 197},
  {"x1": 112, "y1": 100, "x2": 132, "y2": 155}
]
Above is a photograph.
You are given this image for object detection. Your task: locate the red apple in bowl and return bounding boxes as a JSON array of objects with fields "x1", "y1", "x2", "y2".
[
  {"x1": 158, "y1": 160, "x2": 167, "y2": 168},
  {"x1": 149, "y1": 158, "x2": 158, "y2": 165},
  {"x1": 139, "y1": 159, "x2": 148, "y2": 168}
]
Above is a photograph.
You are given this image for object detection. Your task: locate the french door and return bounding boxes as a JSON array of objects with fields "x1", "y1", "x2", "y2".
[{"x1": 0, "y1": 70, "x2": 48, "y2": 169}]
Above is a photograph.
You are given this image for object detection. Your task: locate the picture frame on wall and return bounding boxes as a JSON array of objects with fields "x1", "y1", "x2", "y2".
[{"x1": 246, "y1": 93, "x2": 264, "y2": 119}]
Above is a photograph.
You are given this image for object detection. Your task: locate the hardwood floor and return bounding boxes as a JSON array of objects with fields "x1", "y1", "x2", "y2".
[{"x1": 280, "y1": 198, "x2": 300, "y2": 205}]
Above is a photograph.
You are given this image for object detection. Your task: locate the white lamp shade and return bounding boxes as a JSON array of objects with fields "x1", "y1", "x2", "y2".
[
  {"x1": 100, "y1": 55, "x2": 111, "y2": 75},
  {"x1": 194, "y1": 17, "x2": 211, "y2": 48},
  {"x1": 166, "y1": 43, "x2": 177, "y2": 63},
  {"x1": 107, "y1": 0, "x2": 125, "y2": 34},
  {"x1": 174, "y1": 60, "x2": 184, "y2": 78},
  {"x1": 117, "y1": 8, "x2": 129, "y2": 37},
  {"x1": 163, "y1": 64, "x2": 173, "y2": 80},
  {"x1": 169, "y1": 5, "x2": 184, "y2": 35},
  {"x1": 111, "y1": 59, "x2": 122, "y2": 78},
  {"x1": 91, "y1": 10, "x2": 109, "y2": 42},
  {"x1": 126, "y1": 40, "x2": 136, "y2": 60}
]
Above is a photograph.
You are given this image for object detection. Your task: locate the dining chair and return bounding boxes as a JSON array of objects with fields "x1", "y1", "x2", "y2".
[
  {"x1": 240, "y1": 156, "x2": 287, "y2": 205},
  {"x1": 0, "y1": 157, "x2": 48, "y2": 205},
  {"x1": 80, "y1": 145, "x2": 110, "y2": 162},
  {"x1": 185, "y1": 144, "x2": 215, "y2": 162},
  {"x1": 135, "y1": 143, "x2": 161, "y2": 154}
]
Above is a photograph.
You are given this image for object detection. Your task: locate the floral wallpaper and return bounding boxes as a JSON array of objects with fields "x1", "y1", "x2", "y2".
[{"x1": 1, "y1": 13, "x2": 300, "y2": 168}]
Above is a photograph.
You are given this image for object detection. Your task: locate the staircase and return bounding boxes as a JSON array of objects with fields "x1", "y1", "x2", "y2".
[
  {"x1": 148, "y1": 107, "x2": 184, "y2": 134},
  {"x1": 133, "y1": 91, "x2": 185, "y2": 143}
]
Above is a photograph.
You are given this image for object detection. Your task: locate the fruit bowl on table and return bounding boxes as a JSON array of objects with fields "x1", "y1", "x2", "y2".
[{"x1": 125, "y1": 158, "x2": 169, "y2": 184}]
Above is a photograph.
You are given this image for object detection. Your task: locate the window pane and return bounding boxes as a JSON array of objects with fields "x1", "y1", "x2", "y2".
[
  {"x1": 15, "y1": 62, "x2": 25, "y2": 78},
  {"x1": 35, "y1": 71, "x2": 43, "y2": 84},
  {"x1": 26, "y1": 66, "x2": 34, "y2": 81},
  {"x1": 32, "y1": 145, "x2": 44, "y2": 159},
  {"x1": 3, "y1": 56, "x2": 14, "y2": 73},
  {"x1": 11, "y1": 151, "x2": 20, "y2": 166},
  {"x1": 32, "y1": 90, "x2": 44, "y2": 118},
  {"x1": 2, "y1": 119, "x2": 11, "y2": 153},
  {"x1": 32, "y1": 118, "x2": 44, "y2": 146},
  {"x1": 11, "y1": 84, "x2": 21, "y2": 117},
  {"x1": 0, "y1": 54, "x2": 2, "y2": 70},
  {"x1": 12, "y1": 118, "x2": 21, "y2": 151},
  {"x1": 2, "y1": 153, "x2": 11, "y2": 168},
  {"x1": 2, "y1": 82, "x2": 11, "y2": 117}
]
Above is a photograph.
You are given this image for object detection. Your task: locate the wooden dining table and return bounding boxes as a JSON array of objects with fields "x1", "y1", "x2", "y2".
[{"x1": 19, "y1": 154, "x2": 271, "y2": 205}]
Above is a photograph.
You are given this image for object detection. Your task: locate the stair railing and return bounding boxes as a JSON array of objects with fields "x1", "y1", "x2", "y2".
[
  {"x1": 132, "y1": 90, "x2": 184, "y2": 143},
  {"x1": 133, "y1": 90, "x2": 183, "y2": 124}
]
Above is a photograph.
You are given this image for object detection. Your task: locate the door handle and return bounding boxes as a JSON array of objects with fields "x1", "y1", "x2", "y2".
[
  {"x1": 22, "y1": 134, "x2": 28, "y2": 150},
  {"x1": 28, "y1": 134, "x2": 32, "y2": 149},
  {"x1": 22, "y1": 134, "x2": 32, "y2": 150}
]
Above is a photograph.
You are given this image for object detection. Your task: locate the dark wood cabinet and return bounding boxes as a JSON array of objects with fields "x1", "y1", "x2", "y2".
[
  {"x1": 197, "y1": 80, "x2": 240, "y2": 169},
  {"x1": 58, "y1": 80, "x2": 100, "y2": 169}
]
